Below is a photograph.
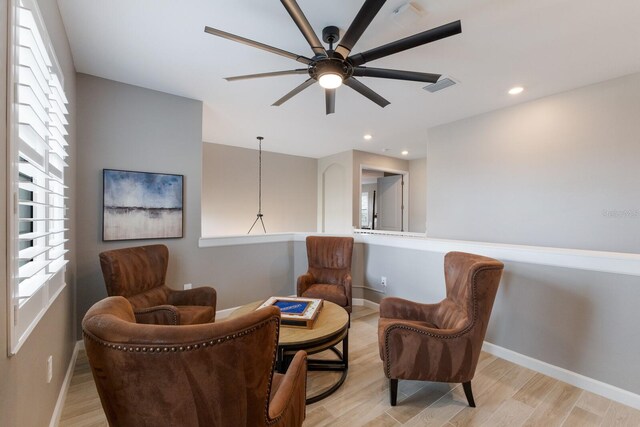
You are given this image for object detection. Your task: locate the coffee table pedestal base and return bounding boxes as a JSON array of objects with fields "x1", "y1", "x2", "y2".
[{"x1": 278, "y1": 331, "x2": 349, "y2": 404}]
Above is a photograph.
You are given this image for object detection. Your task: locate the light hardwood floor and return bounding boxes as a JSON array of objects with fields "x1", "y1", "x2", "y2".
[{"x1": 60, "y1": 307, "x2": 640, "y2": 426}]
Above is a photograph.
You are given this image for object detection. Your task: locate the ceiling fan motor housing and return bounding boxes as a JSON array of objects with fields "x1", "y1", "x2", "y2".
[{"x1": 309, "y1": 58, "x2": 352, "y2": 81}]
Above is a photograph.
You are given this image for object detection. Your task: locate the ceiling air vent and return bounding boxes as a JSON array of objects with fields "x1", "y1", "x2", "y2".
[{"x1": 423, "y1": 78, "x2": 457, "y2": 93}]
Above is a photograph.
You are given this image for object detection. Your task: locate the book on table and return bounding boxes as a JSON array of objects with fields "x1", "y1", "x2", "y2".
[{"x1": 257, "y1": 297, "x2": 323, "y2": 328}]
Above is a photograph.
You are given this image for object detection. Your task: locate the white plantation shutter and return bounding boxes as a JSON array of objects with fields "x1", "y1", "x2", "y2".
[{"x1": 8, "y1": 0, "x2": 70, "y2": 354}]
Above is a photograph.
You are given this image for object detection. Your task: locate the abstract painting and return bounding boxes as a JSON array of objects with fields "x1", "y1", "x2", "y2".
[{"x1": 103, "y1": 169, "x2": 183, "y2": 241}]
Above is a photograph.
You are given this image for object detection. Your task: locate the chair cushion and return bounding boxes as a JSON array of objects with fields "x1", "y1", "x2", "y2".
[
  {"x1": 177, "y1": 305, "x2": 215, "y2": 324},
  {"x1": 302, "y1": 284, "x2": 348, "y2": 307}
]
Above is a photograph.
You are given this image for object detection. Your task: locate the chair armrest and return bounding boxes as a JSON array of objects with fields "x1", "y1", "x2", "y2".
[
  {"x1": 379, "y1": 297, "x2": 442, "y2": 324},
  {"x1": 380, "y1": 319, "x2": 477, "y2": 382},
  {"x1": 133, "y1": 305, "x2": 180, "y2": 325},
  {"x1": 167, "y1": 286, "x2": 217, "y2": 309},
  {"x1": 297, "y1": 273, "x2": 316, "y2": 296},
  {"x1": 341, "y1": 272, "x2": 352, "y2": 287},
  {"x1": 268, "y1": 351, "x2": 307, "y2": 424},
  {"x1": 342, "y1": 272, "x2": 352, "y2": 306}
]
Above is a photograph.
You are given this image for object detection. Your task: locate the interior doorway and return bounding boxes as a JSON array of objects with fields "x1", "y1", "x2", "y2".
[{"x1": 360, "y1": 167, "x2": 408, "y2": 232}]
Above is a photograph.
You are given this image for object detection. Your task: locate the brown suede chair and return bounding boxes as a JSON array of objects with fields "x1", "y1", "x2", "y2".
[
  {"x1": 83, "y1": 296, "x2": 307, "y2": 427},
  {"x1": 378, "y1": 251, "x2": 504, "y2": 407},
  {"x1": 99, "y1": 244, "x2": 217, "y2": 325},
  {"x1": 297, "y1": 236, "x2": 354, "y2": 314}
]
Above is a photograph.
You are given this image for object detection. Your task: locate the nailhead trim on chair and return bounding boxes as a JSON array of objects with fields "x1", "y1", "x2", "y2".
[
  {"x1": 265, "y1": 316, "x2": 282, "y2": 426},
  {"x1": 83, "y1": 318, "x2": 275, "y2": 353},
  {"x1": 383, "y1": 265, "x2": 502, "y2": 378}
]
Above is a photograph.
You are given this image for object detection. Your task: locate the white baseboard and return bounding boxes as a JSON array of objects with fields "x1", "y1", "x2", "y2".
[
  {"x1": 50, "y1": 340, "x2": 84, "y2": 427},
  {"x1": 353, "y1": 298, "x2": 380, "y2": 311},
  {"x1": 482, "y1": 341, "x2": 640, "y2": 411}
]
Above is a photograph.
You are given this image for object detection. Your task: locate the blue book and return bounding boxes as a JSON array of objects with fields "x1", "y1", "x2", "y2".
[{"x1": 273, "y1": 300, "x2": 310, "y2": 315}]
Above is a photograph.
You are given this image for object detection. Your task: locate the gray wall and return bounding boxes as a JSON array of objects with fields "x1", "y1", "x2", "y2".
[
  {"x1": 1, "y1": 0, "x2": 77, "y2": 425},
  {"x1": 361, "y1": 245, "x2": 640, "y2": 395},
  {"x1": 202, "y1": 143, "x2": 317, "y2": 235},
  {"x1": 76, "y1": 75, "x2": 298, "y2": 336},
  {"x1": 409, "y1": 158, "x2": 427, "y2": 233},
  {"x1": 427, "y1": 72, "x2": 640, "y2": 253}
]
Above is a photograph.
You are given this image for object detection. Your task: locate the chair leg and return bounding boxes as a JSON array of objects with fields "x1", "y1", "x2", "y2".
[
  {"x1": 389, "y1": 378, "x2": 398, "y2": 406},
  {"x1": 462, "y1": 381, "x2": 476, "y2": 407}
]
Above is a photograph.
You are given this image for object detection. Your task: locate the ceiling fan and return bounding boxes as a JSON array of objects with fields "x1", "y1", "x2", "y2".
[{"x1": 204, "y1": 0, "x2": 461, "y2": 115}]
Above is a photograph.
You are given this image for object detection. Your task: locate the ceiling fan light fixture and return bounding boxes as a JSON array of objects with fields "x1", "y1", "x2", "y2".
[
  {"x1": 319, "y1": 73, "x2": 343, "y2": 89},
  {"x1": 206, "y1": 4, "x2": 463, "y2": 113}
]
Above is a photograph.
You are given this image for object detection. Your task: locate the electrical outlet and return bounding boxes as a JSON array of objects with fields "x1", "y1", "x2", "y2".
[
  {"x1": 381, "y1": 276, "x2": 387, "y2": 293},
  {"x1": 184, "y1": 283, "x2": 192, "y2": 290},
  {"x1": 47, "y1": 355, "x2": 53, "y2": 383}
]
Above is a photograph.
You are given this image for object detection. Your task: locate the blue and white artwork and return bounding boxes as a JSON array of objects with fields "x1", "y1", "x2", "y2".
[{"x1": 103, "y1": 169, "x2": 183, "y2": 241}]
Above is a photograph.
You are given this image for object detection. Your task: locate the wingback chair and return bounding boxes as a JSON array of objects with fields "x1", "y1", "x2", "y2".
[
  {"x1": 378, "y1": 251, "x2": 504, "y2": 407},
  {"x1": 82, "y1": 296, "x2": 307, "y2": 427},
  {"x1": 99, "y1": 244, "x2": 217, "y2": 325},
  {"x1": 297, "y1": 236, "x2": 354, "y2": 314}
]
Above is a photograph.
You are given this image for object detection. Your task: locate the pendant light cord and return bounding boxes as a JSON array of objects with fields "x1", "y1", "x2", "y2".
[
  {"x1": 248, "y1": 136, "x2": 267, "y2": 234},
  {"x1": 258, "y1": 137, "x2": 262, "y2": 215}
]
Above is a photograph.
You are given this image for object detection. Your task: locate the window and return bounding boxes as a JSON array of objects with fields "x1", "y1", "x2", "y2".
[{"x1": 7, "y1": 0, "x2": 70, "y2": 354}]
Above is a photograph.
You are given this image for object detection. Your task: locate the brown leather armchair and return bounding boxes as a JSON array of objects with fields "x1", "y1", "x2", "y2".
[
  {"x1": 297, "y1": 236, "x2": 354, "y2": 314},
  {"x1": 99, "y1": 244, "x2": 217, "y2": 325},
  {"x1": 378, "y1": 251, "x2": 504, "y2": 407},
  {"x1": 83, "y1": 296, "x2": 307, "y2": 427}
]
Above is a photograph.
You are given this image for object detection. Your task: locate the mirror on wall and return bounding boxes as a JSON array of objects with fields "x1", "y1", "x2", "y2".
[{"x1": 360, "y1": 168, "x2": 409, "y2": 232}]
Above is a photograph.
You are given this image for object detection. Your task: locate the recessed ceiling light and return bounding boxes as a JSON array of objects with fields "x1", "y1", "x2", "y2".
[
  {"x1": 508, "y1": 86, "x2": 524, "y2": 95},
  {"x1": 363, "y1": 134, "x2": 372, "y2": 140},
  {"x1": 401, "y1": 150, "x2": 409, "y2": 156}
]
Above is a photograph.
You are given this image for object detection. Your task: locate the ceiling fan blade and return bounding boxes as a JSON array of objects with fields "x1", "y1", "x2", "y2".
[
  {"x1": 281, "y1": 0, "x2": 327, "y2": 57},
  {"x1": 348, "y1": 20, "x2": 462, "y2": 66},
  {"x1": 204, "y1": 26, "x2": 312, "y2": 65},
  {"x1": 225, "y1": 69, "x2": 308, "y2": 82},
  {"x1": 325, "y1": 88, "x2": 336, "y2": 115},
  {"x1": 344, "y1": 77, "x2": 390, "y2": 108},
  {"x1": 334, "y1": 0, "x2": 387, "y2": 60},
  {"x1": 352, "y1": 67, "x2": 440, "y2": 83},
  {"x1": 272, "y1": 78, "x2": 316, "y2": 106}
]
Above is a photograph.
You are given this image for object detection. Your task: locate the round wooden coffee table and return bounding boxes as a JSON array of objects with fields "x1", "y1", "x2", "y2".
[{"x1": 229, "y1": 300, "x2": 349, "y2": 404}]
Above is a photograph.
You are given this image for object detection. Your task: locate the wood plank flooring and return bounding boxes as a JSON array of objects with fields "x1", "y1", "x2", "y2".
[{"x1": 59, "y1": 307, "x2": 640, "y2": 426}]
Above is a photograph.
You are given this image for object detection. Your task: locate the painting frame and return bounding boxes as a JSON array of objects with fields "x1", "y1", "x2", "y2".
[{"x1": 102, "y1": 169, "x2": 184, "y2": 241}]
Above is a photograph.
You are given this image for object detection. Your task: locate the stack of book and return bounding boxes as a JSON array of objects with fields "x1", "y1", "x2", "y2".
[{"x1": 258, "y1": 296, "x2": 323, "y2": 328}]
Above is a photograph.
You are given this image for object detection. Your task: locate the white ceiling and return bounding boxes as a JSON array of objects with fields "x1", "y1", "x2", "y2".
[{"x1": 57, "y1": 0, "x2": 640, "y2": 159}]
